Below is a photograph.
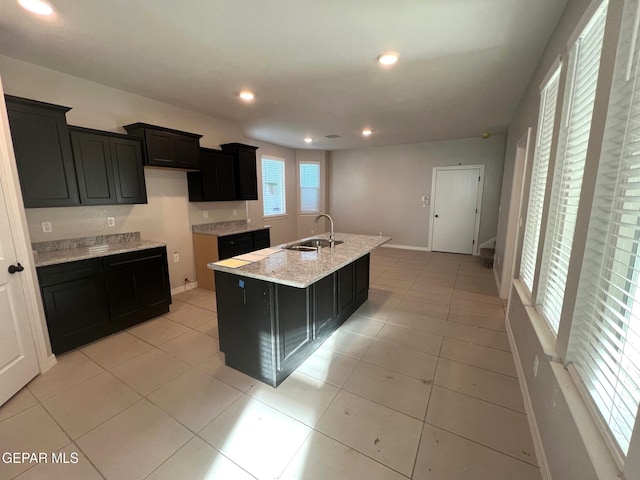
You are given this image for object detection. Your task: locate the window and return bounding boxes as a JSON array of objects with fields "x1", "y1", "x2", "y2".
[
  {"x1": 568, "y1": 0, "x2": 640, "y2": 457},
  {"x1": 520, "y1": 65, "x2": 562, "y2": 295},
  {"x1": 299, "y1": 162, "x2": 321, "y2": 213},
  {"x1": 262, "y1": 157, "x2": 286, "y2": 217},
  {"x1": 536, "y1": 0, "x2": 609, "y2": 335}
]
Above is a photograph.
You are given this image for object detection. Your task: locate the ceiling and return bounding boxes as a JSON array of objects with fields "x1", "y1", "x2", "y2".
[{"x1": 0, "y1": 0, "x2": 567, "y2": 150}]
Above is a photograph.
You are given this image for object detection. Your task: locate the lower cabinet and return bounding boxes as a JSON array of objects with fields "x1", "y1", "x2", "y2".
[
  {"x1": 38, "y1": 247, "x2": 171, "y2": 354},
  {"x1": 214, "y1": 253, "x2": 370, "y2": 387}
]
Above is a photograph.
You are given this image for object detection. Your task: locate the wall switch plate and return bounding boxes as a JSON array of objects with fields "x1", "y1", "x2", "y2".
[
  {"x1": 232, "y1": 209, "x2": 237, "y2": 216},
  {"x1": 41, "y1": 221, "x2": 52, "y2": 233},
  {"x1": 107, "y1": 217, "x2": 115, "y2": 227},
  {"x1": 173, "y1": 252, "x2": 180, "y2": 263},
  {"x1": 203, "y1": 211, "x2": 209, "y2": 218}
]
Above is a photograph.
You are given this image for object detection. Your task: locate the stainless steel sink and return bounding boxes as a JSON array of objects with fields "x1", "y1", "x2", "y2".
[{"x1": 283, "y1": 239, "x2": 344, "y2": 251}]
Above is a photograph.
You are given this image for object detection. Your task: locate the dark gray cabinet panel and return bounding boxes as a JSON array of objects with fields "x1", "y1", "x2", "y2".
[
  {"x1": 70, "y1": 127, "x2": 147, "y2": 205},
  {"x1": 188, "y1": 148, "x2": 237, "y2": 201},
  {"x1": 5, "y1": 95, "x2": 79, "y2": 208},
  {"x1": 123, "y1": 123, "x2": 202, "y2": 169},
  {"x1": 220, "y1": 143, "x2": 258, "y2": 200},
  {"x1": 217, "y1": 229, "x2": 270, "y2": 260}
]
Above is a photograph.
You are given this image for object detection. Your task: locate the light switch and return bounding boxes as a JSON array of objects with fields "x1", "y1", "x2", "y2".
[{"x1": 107, "y1": 217, "x2": 115, "y2": 227}]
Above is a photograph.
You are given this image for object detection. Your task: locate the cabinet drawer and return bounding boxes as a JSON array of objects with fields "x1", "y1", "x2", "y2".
[
  {"x1": 102, "y1": 247, "x2": 166, "y2": 271},
  {"x1": 253, "y1": 229, "x2": 270, "y2": 244},
  {"x1": 38, "y1": 258, "x2": 102, "y2": 287},
  {"x1": 218, "y1": 233, "x2": 253, "y2": 259}
]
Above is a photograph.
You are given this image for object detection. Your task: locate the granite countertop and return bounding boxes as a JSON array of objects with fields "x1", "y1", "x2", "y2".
[
  {"x1": 208, "y1": 232, "x2": 391, "y2": 288},
  {"x1": 193, "y1": 224, "x2": 271, "y2": 237},
  {"x1": 34, "y1": 239, "x2": 166, "y2": 267}
]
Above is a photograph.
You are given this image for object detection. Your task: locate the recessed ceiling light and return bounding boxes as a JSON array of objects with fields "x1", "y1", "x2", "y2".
[
  {"x1": 18, "y1": 0, "x2": 54, "y2": 15},
  {"x1": 362, "y1": 129, "x2": 373, "y2": 136},
  {"x1": 238, "y1": 90, "x2": 255, "y2": 101},
  {"x1": 377, "y1": 52, "x2": 398, "y2": 66},
  {"x1": 304, "y1": 137, "x2": 313, "y2": 144}
]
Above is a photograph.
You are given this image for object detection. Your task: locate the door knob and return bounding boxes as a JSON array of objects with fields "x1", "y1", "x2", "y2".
[
  {"x1": 435, "y1": 214, "x2": 439, "y2": 218},
  {"x1": 8, "y1": 263, "x2": 24, "y2": 274}
]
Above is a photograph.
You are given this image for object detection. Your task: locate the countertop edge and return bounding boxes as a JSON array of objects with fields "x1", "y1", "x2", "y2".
[
  {"x1": 35, "y1": 240, "x2": 167, "y2": 267},
  {"x1": 193, "y1": 225, "x2": 271, "y2": 237}
]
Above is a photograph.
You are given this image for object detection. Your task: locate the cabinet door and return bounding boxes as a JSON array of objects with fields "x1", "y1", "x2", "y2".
[
  {"x1": 144, "y1": 130, "x2": 175, "y2": 166},
  {"x1": 355, "y1": 254, "x2": 370, "y2": 301},
  {"x1": 215, "y1": 152, "x2": 237, "y2": 200},
  {"x1": 41, "y1": 276, "x2": 111, "y2": 354},
  {"x1": 337, "y1": 262, "x2": 355, "y2": 322},
  {"x1": 313, "y1": 274, "x2": 337, "y2": 341},
  {"x1": 5, "y1": 97, "x2": 79, "y2": 207},
  {"x1": 70, "y1": 130, "x2": 117, "y2": 205},
  {"x1": 174, "y1": 136, "x2": 199, "y2": 168},
  {"x1": 237, "y1": 148, "x2": 258, "y2": 200},
  {"x1": 218, "y1": 233, "x2": 254, "y2": 259},
  {"x1": 111, "y1": 137, "x2": 147, "y2": 204},
  {"x1": 103, "y1": 248, "x2": 171, "y2": 331},
  {"x1": 275, "y1": 284, "x2": 313, "y2": 374}
]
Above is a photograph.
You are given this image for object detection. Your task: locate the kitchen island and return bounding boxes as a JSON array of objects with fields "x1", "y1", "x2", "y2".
[{"x1": 208, "y1": 233, "x2": 390, "y2": 387}]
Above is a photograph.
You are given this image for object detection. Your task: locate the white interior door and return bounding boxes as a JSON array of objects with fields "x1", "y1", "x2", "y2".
[
  {"x1": 431, "y1": 167, "x2": 482, "y2": 254},
  {"x1": 0, "y1": 133, "x2": 39, "y2": 407}
]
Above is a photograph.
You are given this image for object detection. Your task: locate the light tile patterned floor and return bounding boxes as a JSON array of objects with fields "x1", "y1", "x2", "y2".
[{"x1": 0, "y1": 248, "x2": 541, "y2": 479}]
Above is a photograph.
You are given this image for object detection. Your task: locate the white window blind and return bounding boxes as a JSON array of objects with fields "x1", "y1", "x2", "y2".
[
  {"x1": 568, "y1": 0, "x2": 640, "y2": 456},
  {"x1": 537, "y1": 0, "x2": 609, "y2": 335},
  {"x1": 520, "y1": 66, "x2": 562, "y2": 295},
  {"x1": 262, "y1": 157, "x2": 286, "y2": 216},
  {"x1": 299, "y1": 162, "x2": 320, "y2": 213}
]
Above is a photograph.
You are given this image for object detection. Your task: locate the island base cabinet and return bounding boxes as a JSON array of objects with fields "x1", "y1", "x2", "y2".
[{"x1": 214, "y1": 253, "x2": 370, "y2": 387}]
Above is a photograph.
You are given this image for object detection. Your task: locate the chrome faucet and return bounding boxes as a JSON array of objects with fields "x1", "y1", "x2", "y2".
[{"x1": 314, "y1": 213, "x2": 335, "y2": 247}]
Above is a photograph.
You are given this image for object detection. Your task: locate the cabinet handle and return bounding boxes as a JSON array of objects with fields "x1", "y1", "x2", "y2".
[
  {"x1": 8, "y1": 263, "x2": 25, "y2": 274},
  {"x1": 153, "y1": 158, "x2": 173, "y2": 163}
]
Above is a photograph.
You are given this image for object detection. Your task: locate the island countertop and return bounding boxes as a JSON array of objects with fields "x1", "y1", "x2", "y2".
[{"x1": 208, "y1": 232, "x2": 391, "y2": 288}]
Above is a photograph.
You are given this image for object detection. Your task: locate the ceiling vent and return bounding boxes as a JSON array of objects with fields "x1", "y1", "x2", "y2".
[{"x1": 325, "y1": 134, "x2": 341, "y2": 139}]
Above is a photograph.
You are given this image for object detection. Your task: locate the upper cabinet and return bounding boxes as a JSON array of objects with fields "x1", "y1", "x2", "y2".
[
  {"x1": 123, "y1": 123, "x2": 202, "y2": 170},
  {"x1": 187, "y1": 148, "x2": 236, "y2": 202},
  {"x1": 188, "y1": 143, "x2": 259, "y2": 202},
  {"x1": 69, "y1": 127, "x2": 147, "y2": 205},
  {"x1": 5, "y1": 95, "x2": 79, "y2": 208},
  {"x1": 221, "y1": 143, "x2": 258, "y2": 200}
]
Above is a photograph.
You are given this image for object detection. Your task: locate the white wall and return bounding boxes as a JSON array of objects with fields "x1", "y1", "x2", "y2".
[
  {"x1": 329, "y1": 136, "x2": 505, "y2": 248},
  {"x1": 0, "y1": 55, "x2": 244, "y2": 289}
]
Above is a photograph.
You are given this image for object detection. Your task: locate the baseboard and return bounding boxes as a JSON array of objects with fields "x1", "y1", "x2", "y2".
[
  {"x1": 171, "y1": 281, "x2": 198, "y2": 296},
  {"x1": 493, "y1": 265, "x2": 503, "y2": 298},
  {"x1": 42, "y1": 353, "x2": 57, "y2": 373},
  {"x1": 381, "y1": 243, "x2": 431, "y2": 251},
  {"x1": 506, "y1": 316, "x2": 552, "y2": 480}
]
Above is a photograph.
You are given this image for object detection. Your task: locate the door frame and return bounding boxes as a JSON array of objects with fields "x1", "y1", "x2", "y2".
[
  {"x1": 0, "y1": 78, "x2": 56, "y2": 374},
  {"x1": 499, "y1": 128, "x2": 532, "y2": 300},
  {"x1": 429, "y1": 165, "x2": 485, "y2": 255}
]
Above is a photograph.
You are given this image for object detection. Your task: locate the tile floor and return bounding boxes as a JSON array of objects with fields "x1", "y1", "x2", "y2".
[{"x1": 0, "y1": 247, "x2": 540, "y2": 480}]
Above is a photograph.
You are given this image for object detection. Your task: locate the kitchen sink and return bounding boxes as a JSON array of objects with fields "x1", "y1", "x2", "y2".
[{"x1": 283, "y1": 238, "x2": 344, "y2": 251}]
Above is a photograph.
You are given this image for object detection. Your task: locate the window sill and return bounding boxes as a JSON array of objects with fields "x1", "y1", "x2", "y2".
[{"x1": 262, "y1": 214, "x2": 289, "y2": 220}]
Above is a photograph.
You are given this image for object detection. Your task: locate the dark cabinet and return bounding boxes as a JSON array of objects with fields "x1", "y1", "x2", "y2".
[
  {"x1": 187, "y1": 148, "x2": 236, "y2": 201},
  {"x1": 38, "y1": 247, "x2": 171, "y2": 354},
  {"x1": 5, "y1": 95, "x2": 79, "y2": 208},
  {"x1": 70, "y1": 127, "x2": 147, "y2": 205},
  {"x1": 103, "y1": 247, "x2": 171, "y2": 331},
  {"x1": 214, "y1": 253, "x2": 371, "y2": 387},
  {"x1": 38, "y1": 259, "x2": 111, "y2": 354},
  {"x1": 123, "y1": 123, "x2": 202, "y2": 169},
  {"x1": 220, "y1": 143, "x2": 259, "y2": 200},
  {"x1": 217, "y1": 229, "x2": 270, "y2": 260}
]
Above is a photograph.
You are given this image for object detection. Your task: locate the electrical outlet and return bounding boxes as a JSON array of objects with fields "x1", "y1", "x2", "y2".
[
  {"x1": 247, "y1": 218, "x2": 251, "y2": 223},
  {"x1": 173, "y1": 252, "x2": 180, "y2": 263},
  {"x1": 41, "y1": 221, "x2": 52, "y2": 233},
  {"x1": 203, "y1": 211, "x2": 209, "y2": 218},
  {"x1": 232, "y1": 209, "x2": 237, "y2": 216},
  {"x1": 107, "y1": 217, "x2": 115, "y2": 227},
  {"x1": 533, "y1": 355, "x2": 539, "y2": 377}
]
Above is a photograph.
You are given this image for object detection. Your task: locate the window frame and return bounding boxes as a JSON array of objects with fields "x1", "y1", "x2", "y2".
[
  {"x1": 298, "y1": 161, "x2": 321, "y2": 214},
  {"x1": 261, "y1": 155, "x2": 287, "y2": 218}
]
